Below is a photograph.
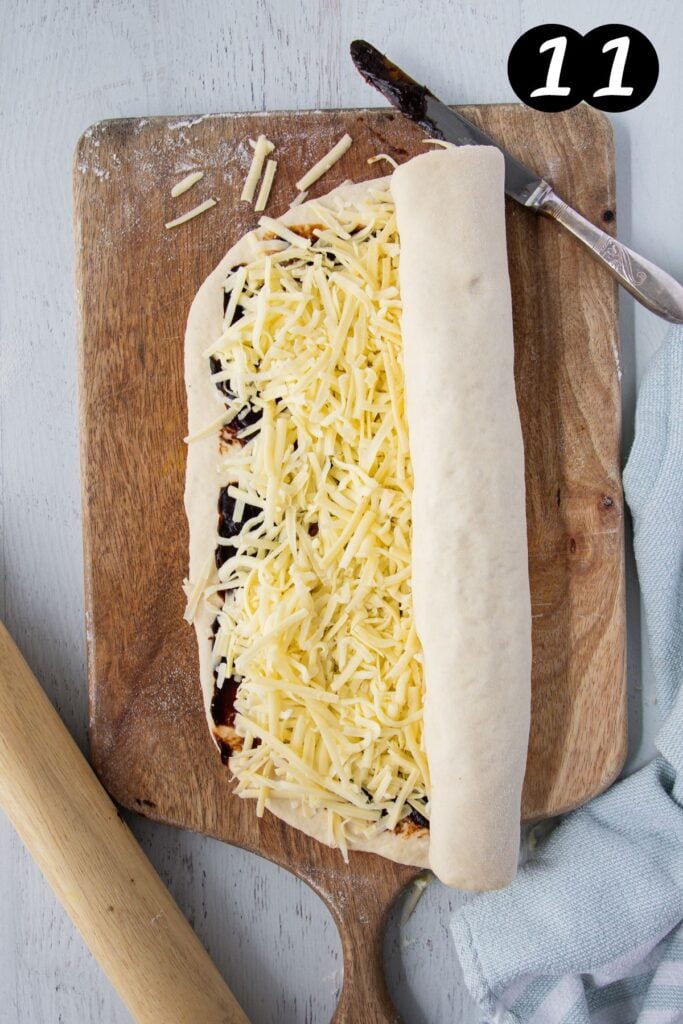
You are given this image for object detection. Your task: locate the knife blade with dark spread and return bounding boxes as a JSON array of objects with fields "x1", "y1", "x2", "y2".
[
  {"x1": 350, "y1": 39, "x2": 683, "y2": 322},
  {"x1": 349, "y1": 40, "x2": 433, "y2": 126},
  {"x1": 350, "y1": 39, "x2": 549, "y2": 207}
]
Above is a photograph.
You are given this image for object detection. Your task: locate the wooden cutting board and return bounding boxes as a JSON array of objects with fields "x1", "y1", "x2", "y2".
[{"x1": 74, "y1": 105, "x2": 626, "y2": 1023}]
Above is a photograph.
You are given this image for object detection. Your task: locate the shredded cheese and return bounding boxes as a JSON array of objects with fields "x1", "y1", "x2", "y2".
[
  {"x1": 171, "y1": 171, "x2": 204, "y2": 197},
  {"x1": 367, "y1": 153, "x2": 398, "y2": 169},
  {"x1": 422, "y1": 139, "x2": 457, "y2": 150},
  {"x1": 184, "y1": 407, "x2": 237, "y2": 444},
  {"x1": 289, "y1": 190, "x2": 309, "y2": 208},
  {"x1": 254, "y1": 158, "x2": 277, "y2": 213},
  {"x1": 295, "y1": 134, "x2": 352, "y2": 192},
  {"x1": 257, "y1": 216, "x2": 312, "y2": 249},
  {"x1": 183, "y1": 552, "x2": 214, "y2": 623},
  {"x1": 241, "y1": 135, "x2": 275, "y2": 202},
  {"x1": 189, "y1": 182, "x2": 430, "y2": 851},
  {"x1": 165, "y1": 198, "x2": 217, "y2": 230}
]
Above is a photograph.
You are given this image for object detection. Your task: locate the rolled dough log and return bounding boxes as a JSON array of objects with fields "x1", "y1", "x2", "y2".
[{"x1": 391, "y1": 147, "x2": 532, "y2": 890}]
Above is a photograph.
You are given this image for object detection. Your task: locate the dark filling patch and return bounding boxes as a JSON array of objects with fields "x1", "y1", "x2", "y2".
[
  {"x1": 209, "y1": 620, "x2": 262, "y2": 765},
  {"x1": 222, "y1": 292, "x2": 247, "y2": 320},
  {"x1": 216, "y1": 485, "x2": 261, "y2": 569},
  {"x1": 317, "y1": 248, "x2": 343, "y2": 268},
  {"x1": 286, "y1": 223, "x2": 325, "y2": 241},
  {"x1": 209, "y1": 355, "x2": 262, "y2": 437},
  {"x1": 407, "y1": 805, "x2": 430, "y2": 830},
  {"x1": 209, "y1": 354, "x2": 234, "y2": 400},
  {"x1": 210, "y1": 482, "x2": 261, "y2": 761},
  {"x1": 222, "y1": 406, "x2": 263, "y2": 445},
  {"x1": 362, "y1": 786, "x2": 387, "y2": 819},
  {"x1": 234, "y1": 403, "x2": 262, "y2": 432},
  {"x1": 362, "y1": 786, "x2": 430, "y2": 829},
  {"x1": 211, "y1": 668, "x2": 240, "y2": 729},
  {"x1": 210, "y1": 668, "x2": 241, "y2": 764}
]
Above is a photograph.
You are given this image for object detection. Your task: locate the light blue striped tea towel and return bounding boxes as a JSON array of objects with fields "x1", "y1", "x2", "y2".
[{"x1": 451, "y1": 324, "x2": 683, "y2": 1024}]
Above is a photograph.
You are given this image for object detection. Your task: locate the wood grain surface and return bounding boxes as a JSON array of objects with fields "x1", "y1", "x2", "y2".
[{"x1": 74, "y1": 103, "x2": 625, "y2": 1023}]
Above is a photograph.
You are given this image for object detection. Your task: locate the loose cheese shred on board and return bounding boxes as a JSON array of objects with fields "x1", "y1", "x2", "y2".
[
  {"x1": 367, "y1": 153, "x2": 398, "y2": 169},
  {"x1": 295, "y1": 133, "x2": 352, "y2": 191},
  {"x1": 422, "y1": 139, "x2": 457, "y2": 150},
  {"x1": 165, "y1": 197, "x2": 217, "y2": 230},
  {"x1": 289, "y1": 190, "x2": 308, "y2": 208},
  {"x1": 171, "y1": 171, "x2": 204, "y2": 197},
  {"x1": 241, "y1": 134, "x2": 275, "y2": 202},
  {"x1": 254, "y1": 158, "x2": 277, "y2": 212},
  {"x1": 191, "y1": 182, "x2": 430, "y2": 846}
]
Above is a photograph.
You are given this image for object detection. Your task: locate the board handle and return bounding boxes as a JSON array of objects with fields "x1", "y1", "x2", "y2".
[
  {"x1": 0, "y1": 622, "x2": 250, "y2": 1024},
  {"x1": 333, "y1": 884, "x2": 401, "y2": 1023},
  {"x1": 302, "y1": 862, "x2": 415, "y2": 1024}
]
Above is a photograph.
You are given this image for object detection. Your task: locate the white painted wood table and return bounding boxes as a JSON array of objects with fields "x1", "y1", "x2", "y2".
[{"x1": 1, "y1": 1, "x2": 678, "y2": 1021}]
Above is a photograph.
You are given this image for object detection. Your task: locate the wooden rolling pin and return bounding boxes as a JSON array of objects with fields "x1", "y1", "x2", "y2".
[{"x1": 0, "y1": 622, "x2": 250, "y2": 1024}]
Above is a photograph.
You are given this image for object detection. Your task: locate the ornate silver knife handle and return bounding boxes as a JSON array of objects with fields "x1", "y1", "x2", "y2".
[{"x1": 529, "y1": 185, "x2": 683, "y2": 324}]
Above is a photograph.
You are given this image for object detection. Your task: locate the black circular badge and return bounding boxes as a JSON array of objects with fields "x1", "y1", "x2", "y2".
[
  {"x1": 583, "y1": 24, "x2": 659, "y2": 112},
  {"x1": 507, "y1": 24, "x2": 584, "y2": 112},
  {"x1": 507, "y1": 23, "x2": 659, "y2": 112}
]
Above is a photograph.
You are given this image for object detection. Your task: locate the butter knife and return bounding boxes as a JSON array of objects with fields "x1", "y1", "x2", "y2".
[{"x1": 350, "y1": 40, "x2": 683, "y2": 324}]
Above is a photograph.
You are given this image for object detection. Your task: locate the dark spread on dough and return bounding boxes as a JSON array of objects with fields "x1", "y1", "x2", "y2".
[
  {"x1": 393, "y1": 807, "x2": 430, "y2": 834},
  {"x1": 406, "y1": 804, "x2": 430, "y2": 830},
  {"x1": 211, "y1": 667, "x2": 239, "y2": 728},
  {"x1": 222, "y1": 291, "x2": 247, "y2": 319},
  {"x1": 210, "y1": 668, "x2": 241, "y2": 763},
  {"x1": 216, "y1": 485, "x2": 261, "y2": 570},
  {"x1": 395, "y1": 815, "x2": 429, "y2": 837},
  {"x1": 210, "y1": 655, "x2": 261, "y2": 764},
  {"x1": 317, "y1": 247, "x2": 343, "y2": 269},
  {"x1": 288, "y1": 223, "x2": 325, "y2": 240},
  {"x1": 361, "y1": 786, "x2": 384, "y2": 814},
  {"x1": 261, "y1": 223, "x2": 327, "y2": 243},
  {"x1": 209, "y1": 353, "x2": 234, "y2": 399},
  {"x1": 362, "y1": 787, "x2": 430, "y2": 833},
  {"x1": 209, "y1": 354, "x2": 262, "y2": 438}
]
